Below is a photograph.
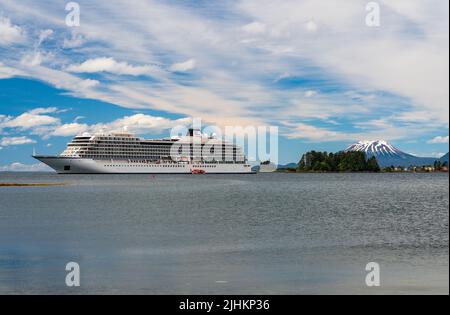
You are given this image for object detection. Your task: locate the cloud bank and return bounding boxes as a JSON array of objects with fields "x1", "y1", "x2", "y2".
[{"x1": 0, "y1": 0, "x2": 448, "y2": 145}]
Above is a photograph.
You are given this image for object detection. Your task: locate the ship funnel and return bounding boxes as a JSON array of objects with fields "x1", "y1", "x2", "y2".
[{"x1": 187, "y1": 128, "x2": 202, "y2": 137}]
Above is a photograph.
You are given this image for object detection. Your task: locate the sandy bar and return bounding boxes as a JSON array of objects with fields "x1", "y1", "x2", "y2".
[{"x1": 0, "y1": 183, "x2": 67, "y2": 187}]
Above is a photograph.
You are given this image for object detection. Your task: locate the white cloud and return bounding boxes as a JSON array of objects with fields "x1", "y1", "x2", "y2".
[
  {"x1": 15, "y1": 64, "x2": 102, "y2": 95},
  {"x1": 63, "y1": 32, "x2": 86, "y2": 49},
  {"x1": 0, "y1": 62, "x2": 25, "y2": 79},
  {"x1": 431, "y1": 152, "x2": 446, "y2": 158},
  {"x1": 106, "y1": 83, "x2": 263, "y2": 127},
  {"x1": 93, "y1": 114, "x2": 190, "y2": 134},
  {"x1": 274, "y1": 72, "x2": 292, "y2": 82},
  {"x1": 8, "y1": 113, "x2": 191, "y2": 140},
  {"x1": 67, "y1": 57, "x2": 161, "y2": 76},
  {"x1": 78, "y1": 79, "x2": 100, "y2": 90},
  {"x1": 20, "y1": 51, "x2": 53, "y2": 67},
  {"x1": 51, "y1": 123, "x2": 88, "y2": 137},
  {"x1": 37, "y1": 29, "x2": 53, "y2": 46},
  {"x1": 305, "y1": 20, "x2": 319, "y2": 32},
  {"x1": 0, "y1": 162, "x2": 51, "y2": 172},
  {"x1": 0, "y1": 107, "x2": 72, "y2": 138},
  {"x1": 242, "y1": 21, "x2": 267, "y2": 34},
  {"x1": 0, "y1": 15, "x2": 24, "y2": 45},
  {"x1": 170, "y1": 58, "x2": 196, "y2": 72},
  {"x1": 0, "y1": 111, "x2": 60, "y2": 130},
  {"x1": 412, "y1": 152, "x2": 446, "y2": 158},
  {"x1": 1, "y1": 107, "x2": 191, "y2": 139},
  {"x1": 50, "y1": 114, "x2": 190, "y2": 137},
  {"x1": 0, "y1": 136, "x2": 36, "y2": 146},
  {"x1": 285, "y1": 123, "x2": 351, "y2": 142},
  {"x1": 428, "y1": 136, "x2": 449, "y2": 144},
  {"x1": 237, "y1": 0, "x2": 449, "y2": 124},
  {"x1": 283, "y1": 117, "x2": 432, "y2": 143},
  {"x1": 28, "y1": 107, "x2": 60, "y2": 115},
  {"x1": 304, "y1": 90, "x2": 317, "y2": 98}
]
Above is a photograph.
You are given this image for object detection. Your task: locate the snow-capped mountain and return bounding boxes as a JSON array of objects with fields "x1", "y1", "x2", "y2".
[
  {"x1": 346, "y1": 140, "x2": 403, "y2": 157},
  {"x1": 345, "y1": 140, "x2": 438, "y2": 167}
]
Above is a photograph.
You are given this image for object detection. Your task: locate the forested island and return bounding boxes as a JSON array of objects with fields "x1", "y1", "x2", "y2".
[
  {"x1": 272, "y1": 151, "x2": 379, "y2": 173},
  {"x1": 296, "y1": 151, "x2": 380, "y2": 172}
]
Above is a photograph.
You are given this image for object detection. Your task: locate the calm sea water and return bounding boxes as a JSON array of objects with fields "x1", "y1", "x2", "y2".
[{"x1": 0, "y1": 172, "x2": 448, "y2": 295}]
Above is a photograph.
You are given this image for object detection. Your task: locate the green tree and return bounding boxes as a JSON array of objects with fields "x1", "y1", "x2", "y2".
[
  {"x1": 434, "y1": 160, "x2": 442, "y2": 171},
  {"x1": 367, "y1": 156, "x2": 381, "y2": 172}
]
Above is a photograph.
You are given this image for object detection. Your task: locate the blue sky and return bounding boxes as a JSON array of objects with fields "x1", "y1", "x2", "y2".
[{"x1": 0, "y1": 0, "x2": 448, "y2": 170}]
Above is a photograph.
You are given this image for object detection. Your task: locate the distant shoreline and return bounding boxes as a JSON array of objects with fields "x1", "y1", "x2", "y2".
[
  {"x1": 0, "y1": 183, "x2": 67, "y2": 187},
  {"x1": 276, "y1": 169, "x2": 449, "y2": 174}
]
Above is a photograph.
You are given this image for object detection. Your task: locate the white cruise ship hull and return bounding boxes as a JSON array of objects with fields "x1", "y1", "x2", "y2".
[{"x1": 33, "y1": 156, "x2": 255, "y2": 174}]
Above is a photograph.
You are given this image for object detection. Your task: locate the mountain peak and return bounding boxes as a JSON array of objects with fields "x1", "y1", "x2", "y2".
[
  {"x1": 345, "y1": 140, "x2": 441, "y2": 167},
  {"x1": 346, "y1": 140, "x2": 400, "y2": 157},
  {"x1": 359, "y1": 139, "x2": 389, "y2": 145}
]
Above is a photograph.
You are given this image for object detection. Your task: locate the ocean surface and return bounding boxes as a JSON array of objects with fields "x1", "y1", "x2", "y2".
[{"x1": 0, "y1": 172, "x2": 448, "y2": 295}]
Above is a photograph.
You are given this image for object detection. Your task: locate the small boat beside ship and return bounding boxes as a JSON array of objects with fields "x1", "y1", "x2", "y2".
[{"x1": 191, "y1": 169, "x2": 206, "y2": 174}]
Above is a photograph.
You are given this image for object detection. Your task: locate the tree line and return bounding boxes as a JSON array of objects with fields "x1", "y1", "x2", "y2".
[{"x1": 297, "y1": 151, "x2": 380, "y2": 172}]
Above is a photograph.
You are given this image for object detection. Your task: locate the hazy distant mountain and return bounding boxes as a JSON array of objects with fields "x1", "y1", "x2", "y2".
[
  {"x1": 345, "y1": 140, "x2": 438, "y2": 167},
  {"x1": 277, "y1": 162, "x2": 298, "y2": 169},
  {"x1": 440, "y1": 153, "x2": 449, "y2": 163}
]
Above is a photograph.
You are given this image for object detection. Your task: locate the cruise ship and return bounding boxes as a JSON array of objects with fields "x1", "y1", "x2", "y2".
[{"x1": 33, "y1": 129, "x2": 254, "y2": 174}]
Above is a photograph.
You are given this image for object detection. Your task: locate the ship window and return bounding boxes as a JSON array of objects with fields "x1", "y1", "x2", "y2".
[{"x1": 64, "y1": 165, "x2": 71, "y2": 171}]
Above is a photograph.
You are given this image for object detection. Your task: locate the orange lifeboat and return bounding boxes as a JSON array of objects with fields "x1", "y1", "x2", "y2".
[{"x1": 191, "y1": 169, "x2": 206, "y2": 174}]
